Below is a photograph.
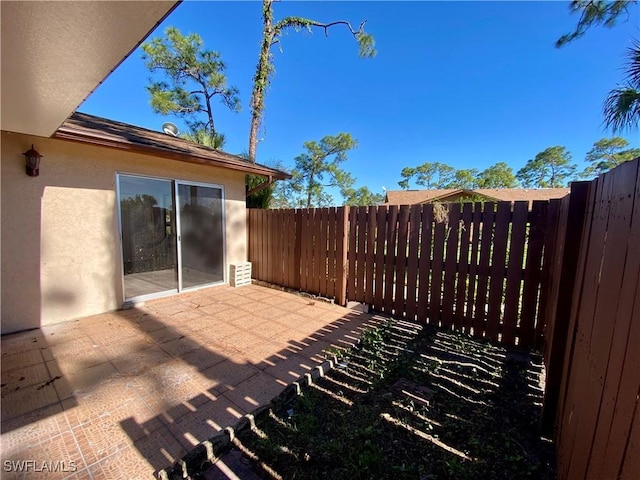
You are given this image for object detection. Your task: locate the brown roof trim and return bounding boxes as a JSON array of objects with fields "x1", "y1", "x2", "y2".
[{"x1": 53, "y1": 112, "x2": 291, "y2": 180}]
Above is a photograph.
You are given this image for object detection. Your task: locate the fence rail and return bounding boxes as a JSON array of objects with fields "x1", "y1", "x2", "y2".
[{"x1": 248, "y1": 199, "x2": 559, "y2": 348}]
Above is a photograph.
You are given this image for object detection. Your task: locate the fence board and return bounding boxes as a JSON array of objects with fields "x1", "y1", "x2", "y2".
[
  {"x1": 326, "y1": 208, "x2": 336, "y2": 298},
  {"x1": 465, "y1": 203, "x2": 482, "y2": 334},
  {"x1": 335, "y1": 207, "x2": 348, "y2": 305},
  {"x1": 406, "y1": 205, "x2": 421, "y2": 321},
  {"x1": 365, "y1": 206, "x2": 376, "y2": 306},
  {"x1": 455, "y1": 203, "x2": 473, "y2": 330},
  {"x1": 347, "y1": 207, "x2": 358, "y2": 300},
  {"x1": 276, "y1": 209, "x2": 284, "y2": 286},
  {"x1": 254, "y1": 210, "x2": 261, "y2": 280},
  {"x1": 486, "y1": 202, "x2": 511, "y2": 341},
  {"x1": 536, "y1": 198, "x2": 561, "y2": 350},
  {"x1": 248, "y1": 210, "x2": 255, "y2": 277},
  {"x1": 316, "y1": 208, "x2": 326, "y2": 297},
  {"x1": 417, "y1": 204, "x2": 434, "y2": 323},
  {"x1": 355, "y1": 207, "x2": 368, "y2": 302},
  {"x1": 502, "y1": 201, "x2": 529, "y2": 346},
  {"x1": 394, "y1": 205, "x2": 411, "y2": 317},
  {"x1": 265, "y1": 209, "x2": 272, "y2": 284},
  {"x1": 519, "y1": 201, "x2": 547, "y2": 348},
  {"x1": 430, "y1": 211, "x2": 447, "y2": 325},
  {"x1": 373, "y1": 206, "x2": 387, "y2": 312},
  {"x1": 294, "y1": 210, "x2": 302, "y2": 290},
  {"x1": 473, "y1": 202, "x2": 495, "y2": 338},
  {"x1": 442, "y1": 203, "x2": 461, "y2": 329},
  {"x1": 301, "y1": 209, "x2": 311, "y2": 292},
  {"x1": 383, "y1": 206, "x2": 399, "y2": 315}
]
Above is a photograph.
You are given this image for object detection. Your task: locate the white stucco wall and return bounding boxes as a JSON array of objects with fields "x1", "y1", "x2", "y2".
[{"x1": 1, "y1": 131, "x2": 248, "y2": 334}]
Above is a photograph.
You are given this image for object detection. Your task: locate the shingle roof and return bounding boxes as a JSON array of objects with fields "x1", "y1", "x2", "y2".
[
  {"x1": 53, "y1": 112, "x2": 291, "y2": 180},
  {"x1": 384, "y1": 188, "x2": 570, "y2": 205},
  {"x1": 474, "y1": 188, "x2": 570, "y2": 202},
  {"x1": 384, "y1": 189, "x2": 466, "y2": 204}
]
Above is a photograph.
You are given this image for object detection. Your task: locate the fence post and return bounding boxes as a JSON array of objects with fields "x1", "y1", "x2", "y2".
[
  {"x1": 335, "y1": 206, "x2": 349, "y2": 306},
  {"x1": 540, "y1": 181, "x2": 590, "y2": 436}
]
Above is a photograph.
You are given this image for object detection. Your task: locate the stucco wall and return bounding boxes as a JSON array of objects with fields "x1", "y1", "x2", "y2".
[{"x1": 1, "y1": 131, "x2": 248, "y2": 334}]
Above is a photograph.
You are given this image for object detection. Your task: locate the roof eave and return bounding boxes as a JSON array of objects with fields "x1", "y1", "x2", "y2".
[{"x1": 52, "y1": 127, "x2": 291, "y2": 180}]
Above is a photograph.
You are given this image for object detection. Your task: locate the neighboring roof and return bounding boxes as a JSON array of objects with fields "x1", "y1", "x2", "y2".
[
  {"x1": 53, "y1": 112, "x2": 290, "y2": 180},
  {"x1": 384, "y1": 188, "x2": 570, "y2": 205},
  {"x1": 1, "y1": 1, "x2": 180, "y2": 137},
  {"x1": 384, "y1": 189, "x2": 466, "y2": 205},
  {"x1": 474, "y1": 188, "x2": 570, "y2": 202}
]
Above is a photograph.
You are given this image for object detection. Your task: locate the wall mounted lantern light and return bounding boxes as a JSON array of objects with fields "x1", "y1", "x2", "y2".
[{"x1": 23, "y1": 145, "x2": 43, "y2": 177}]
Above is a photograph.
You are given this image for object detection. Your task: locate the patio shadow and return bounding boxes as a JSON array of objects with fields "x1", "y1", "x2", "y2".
[{"x1": 113, "y1": 289, "x2": 380, "y2": 475}]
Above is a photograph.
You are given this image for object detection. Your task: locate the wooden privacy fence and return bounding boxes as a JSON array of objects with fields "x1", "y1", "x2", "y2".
[
  {"x1": 248, "y1": 199, "x2": 560, "y2": 348},
  {"x1": 542, "y1": 158, "x2": 640, "y2": 479}
]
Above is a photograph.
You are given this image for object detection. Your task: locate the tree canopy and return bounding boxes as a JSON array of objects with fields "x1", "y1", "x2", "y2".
[
  {"x1": 580, "y1": 137, "x2": 640, "y2": 178},
  {"x1": 289, "y1": 133, "x2": 358, "y2": 207},
  {"x1": 477, "y1": 162, "x2": 519, "y2": 188},
  {"x1": 343, "y1": 186, "x2": 385, "y2": 206},
  {"x1": 557, "y1": 1, "x2": 639, "y2": 132},
  {"x1": 398, "y1": 162, "x2": 456, "y2": 189},
  {"x1": 248, "y1": 0, "x2": 375, "y2": 161},
  {"x1": 516, "y1": 146, "x2": 577, "y2": 188},
  {"x1": 398, "y1": 161, "x2": 519, "y2": 190},
  {"x1": 556, "y1": 0, "x2": 634, "y2": 47},
  {"x1": 141, "y1": 27, "x2": 240, "y2": 147},
  {"x1": 603, "y1": 39, "x2": 640, "y2": 132}
]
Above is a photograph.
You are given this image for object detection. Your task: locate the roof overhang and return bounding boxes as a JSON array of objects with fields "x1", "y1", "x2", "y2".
[
  {"x1": 1, "y1": 1, "x2": 180, "y2": 138},
  {"x1": 53, "y1": 112, "x2": 291, "y2": 180}
]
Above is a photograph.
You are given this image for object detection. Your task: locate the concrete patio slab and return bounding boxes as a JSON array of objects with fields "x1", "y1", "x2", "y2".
[{"x1": 1, "y1": 285, "x2": 380, "y2": 479}]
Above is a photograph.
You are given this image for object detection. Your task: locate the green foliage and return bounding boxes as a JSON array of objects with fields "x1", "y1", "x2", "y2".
[
  {"x1": 448, "y1": 168, "x2": 480, "y2": 189},
  {"x1": 555, "y1": 0, "x2": 634, "y2": 47},
  {"x1": 580, "y1": 137, "x2": 640, "y2": 178},
  {"x1": 246, "y1": 174, "x2": 274, "y2": 209},
  {"x1": 289, "y1": 133, "x2": 357, "y2": 208},
  {"x1": 398, "y1": 162, "x2": 456, "y2": 189},
  {"x1": 243, "y1": 156, "x2": 289, "y2": 209},
  {"x1": 477, "y1": 162, "x2": 519, "y2": 188},
  {"x1": 248, "y1": 0, "x2": 376, "y2": 160},
  {"x1": 603, "y1": 39, "x2": 640, "y2": 132},
  {"x1": 180, "y1": 128, "x2": 225, "y2": 150},
  {"x1": 399, "y1": 162, "x2": 521, "y2": 190},
  {"x1": 556, "y1": 2, "x2": 639, "y2": 132},
  {"x1": 516, "y1": 146, "x2": 577, "y2": 188},
  {"x1": 141, "y1": 26, "x2": 240, "y2": 144},
  {"x1": 343, "y1": 186, "x2": 385, "y2": 206}
]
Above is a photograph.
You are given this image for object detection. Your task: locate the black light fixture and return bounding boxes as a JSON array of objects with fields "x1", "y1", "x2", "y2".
[{"x1": 23, "y1": 145, "x2": 43, "y2": 177}]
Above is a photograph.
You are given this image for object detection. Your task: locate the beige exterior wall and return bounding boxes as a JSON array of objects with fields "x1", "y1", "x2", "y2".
[{"x1": 1, "y1": 131, "x2": 248, "y2": 334}]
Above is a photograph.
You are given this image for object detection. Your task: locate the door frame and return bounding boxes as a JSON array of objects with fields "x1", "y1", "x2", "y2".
[{"x1": 116, "y1": 173, "x2": 226, "y2": 304}]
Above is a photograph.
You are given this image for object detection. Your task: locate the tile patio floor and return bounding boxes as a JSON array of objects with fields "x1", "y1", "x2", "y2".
[{"x1": 1, "y1": 285, "x2": 381, "y2": 479}]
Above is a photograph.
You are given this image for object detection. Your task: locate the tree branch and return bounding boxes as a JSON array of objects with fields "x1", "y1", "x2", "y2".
[{"x1": 274, "y1": 17, "x2": 367, "y2": 39}]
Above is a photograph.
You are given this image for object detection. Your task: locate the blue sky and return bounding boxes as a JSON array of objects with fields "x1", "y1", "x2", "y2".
[{"x1": 80, "y1": 1, "x2": 640, "y2": 196}]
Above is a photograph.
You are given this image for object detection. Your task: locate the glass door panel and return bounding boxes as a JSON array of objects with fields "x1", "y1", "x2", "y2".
[
  {"x1": 119, "y1": 176, "x2": 177, "y2": 299},
  {"x1": 177, "y1": 183, "x2": 224, "y2": 289}
]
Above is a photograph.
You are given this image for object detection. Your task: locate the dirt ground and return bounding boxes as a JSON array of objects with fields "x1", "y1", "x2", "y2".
[{"x1": 212, "y1": 319, "x2": 556, "y2": 480}]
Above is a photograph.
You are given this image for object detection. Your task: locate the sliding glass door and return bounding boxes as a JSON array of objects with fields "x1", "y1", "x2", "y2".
[
  {"x1": 118, "y1": 175, "x2": 224, "y2": 301},
  {"x1": 176, "y1": 182, "x2": 225, "y2": 289},
  {"x1": 119, "y1": 176, "x2": 178, "y2": 299}
]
